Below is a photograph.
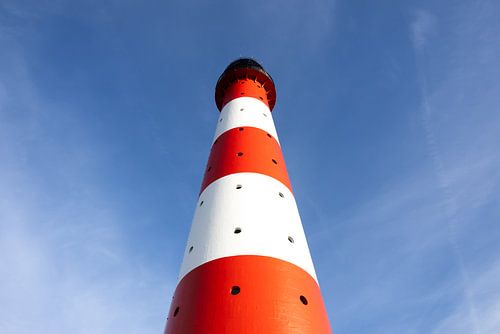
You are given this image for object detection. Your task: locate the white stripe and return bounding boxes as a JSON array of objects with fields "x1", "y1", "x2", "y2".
[
  {"x1": 178, "y1": 172, "x2": 317, "y2": 283},
  {"x1": 213, "y1": 97, "x2": 279, "y2": 144}
]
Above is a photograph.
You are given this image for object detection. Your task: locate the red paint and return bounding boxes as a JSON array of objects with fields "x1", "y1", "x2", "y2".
[
  {"x1": 215, "y1": 67, "x2": 276, "y2": 111},
  {"x1": 221, "y1": 80, "x2": 270, "y2": 110},
  {"x1": 164, "y1": 255, "x2": 331, "y2": 334},
  {"x1": 201, "y1": 126, "x2": 292, "y2": 194}
]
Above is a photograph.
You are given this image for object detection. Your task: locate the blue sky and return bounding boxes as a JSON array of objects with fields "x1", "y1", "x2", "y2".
[{"x1": 1, "y1": 0, "x2": 499, "y2": 333}]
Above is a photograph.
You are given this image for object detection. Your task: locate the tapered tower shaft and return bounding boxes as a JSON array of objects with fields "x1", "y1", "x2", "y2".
[{"x1": 164, "y1": 59, "x2": 331, "y2": 333}]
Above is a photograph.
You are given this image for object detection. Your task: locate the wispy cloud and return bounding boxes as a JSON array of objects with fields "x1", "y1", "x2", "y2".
[
  {"x1": 0, "y1": 8, "x2": 173, "y2": 333},
  {"x1": 411, "y1": 3, "x2": 500, "y2": 333},
  {"x1": 433, "y1": 260, "x2": 500, "y2": 334},
  {"x1": 411, "y1": 9, "x2": 436, "y2": 52},
  {"x1": 311, "y1": 4, "x2": 500, "y2": 332}
]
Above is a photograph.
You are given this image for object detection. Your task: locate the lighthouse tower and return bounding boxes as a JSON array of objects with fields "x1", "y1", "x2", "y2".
[{"x1": 164, "y1": 59, "x2": 331, "y2": 333}]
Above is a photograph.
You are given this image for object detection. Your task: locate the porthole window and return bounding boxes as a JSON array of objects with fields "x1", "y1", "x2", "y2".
[
  {"x1": 300, "y1": 295, "x2": 308, "y2": 305},
  {"x1": 279, "y1": 192, "x2": 284, "y2": 198},
  {"x1": 173, "y1": 306, "x2": 180, "y2": 317},
  {"x1": 188, "y1": 246, "x2": 194, "y2": 253},
  {"x1": 239, "y1": 127, "x2": 244, "y2": 131},
  {"x1": 236, "y1": 184, "x2": 242, "y2": 189},
  {"x1": 199, "y1": 201, "x2": 204, "y2": 206},
  {"x1": 240, "y1": 108, "x2": 244, "y2": 111},
  {"x1": 234, "y1": 227, "x2": 242, "y2": 234},
  {"x1": 288, "y1": 236, "x2": 295, "y2": 244},
  {"x1": 237, "y1": 152, "x2": 244, "y2": 157},
  {"x1": 272, "y1": 159, "x2": 278, "y2": 165},
  {"x1": 231, "y1": 286, "x2": 241, "y2": 295}
]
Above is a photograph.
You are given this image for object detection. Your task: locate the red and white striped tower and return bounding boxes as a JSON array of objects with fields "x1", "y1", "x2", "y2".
[{"x1": 164, "y1": 59, "x2": 332, "y2": 333}]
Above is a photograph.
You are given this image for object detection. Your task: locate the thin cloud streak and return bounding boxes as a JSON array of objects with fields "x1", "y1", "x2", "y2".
[
  {"x1": 411, "y1": 3, "x2": 500, "y2": 333},
  {"x1": 0, "y1": 26, "x2": 173, "y2": 334},
  {"x1": 411, "y1": 9, "x2": 436, "y2": 52},
  {"x1": 309, "y1": 4, "x2": 500, "y2": 332}
]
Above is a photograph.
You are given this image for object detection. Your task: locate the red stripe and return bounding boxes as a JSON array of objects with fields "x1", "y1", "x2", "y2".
[
  {"x1": 221, "y1": 79, "x2": 271, "y2": 111},
  {"x1": 164, "y1": 255, "x2": 331, "y2": 334},
  {"x1": 215, "y1": 67, "x2": 276, "y2": 111},
  {"x1": 201, "y1": 127, "x2": 292, "y2": 194}
]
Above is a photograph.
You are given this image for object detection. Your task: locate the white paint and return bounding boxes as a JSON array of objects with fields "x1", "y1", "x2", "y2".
[
  {"x1": 214, "y1": 97, "x2": 279, "y2": 144},
  {"x1": 179, "y1": 172, "x2": 318, "y2": 283}
]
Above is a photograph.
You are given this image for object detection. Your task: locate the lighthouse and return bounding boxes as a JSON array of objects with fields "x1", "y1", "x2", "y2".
[{"x1": 164, "y1": 58, "x2": 331, "y2": 333}]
